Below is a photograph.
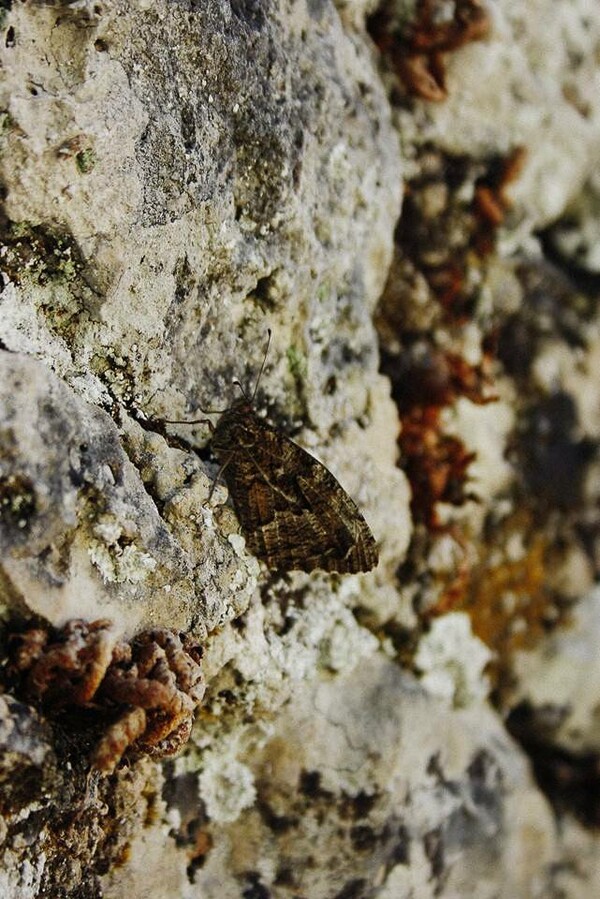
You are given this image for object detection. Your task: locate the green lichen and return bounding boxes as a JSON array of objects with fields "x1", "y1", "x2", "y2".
[
  {"x1": 7, "y1": 221, "x2": 31, "y2": 239},
  {"x1": 75, "y1": 147, "x2": 96, "y2": 174},
  {"x1": 286, "y1": 345, "x2": 307, "y2": 381},
  {"x1": 0, "y1": 222, "x2": 84, "y2": 286},
  {"x1": 316, "y1": 283, "x2": 329, "y2": 302}
]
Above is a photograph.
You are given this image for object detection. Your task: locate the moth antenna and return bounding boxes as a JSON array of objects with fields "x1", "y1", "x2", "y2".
[
  {"x1": 251, "y1": 328, "x2": 272, "y2": 402},
  {"x1": 233, "y1": 379, "x2": 249, "y2": 401}
]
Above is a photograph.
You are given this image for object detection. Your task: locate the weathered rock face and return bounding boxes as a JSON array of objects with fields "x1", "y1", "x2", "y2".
[
  {"x1": 0, "y1": 0, "x2": 402, "y2": 427},
  {"x1": 1, "y1": 0, "x2": 600, "y2": 897},
  {"x1": 0, "y1": 349, "x2": 258, "y2": 636},
  {"x1": 188, "y1": 656, "x2": 556, "y2": 899}
]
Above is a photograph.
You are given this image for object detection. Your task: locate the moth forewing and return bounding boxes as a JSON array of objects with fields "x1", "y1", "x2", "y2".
[{"x1": 211, "y1": 401, "x2": 378, "y2": 574}]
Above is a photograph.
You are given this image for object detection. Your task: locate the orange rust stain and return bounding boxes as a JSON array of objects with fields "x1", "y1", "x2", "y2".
[
  {"x1": 433, "y1": 512, "x2": 571, "y2": 693},
  {"x1": 400, "y1": 412, "x2": 477, "y2": 529}
]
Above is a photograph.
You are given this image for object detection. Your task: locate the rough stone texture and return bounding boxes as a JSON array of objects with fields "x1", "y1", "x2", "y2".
[
  {"x1": 0, "y1": 694, "x2": 56, "y2": 813},
  {"x1": 188, "y1": 656, "x2": 557, "y2": 899},
  {"x1": 1, "y1": 0, "x2": 600, "y2": 897},
  {"x1": 0, "y1": 349, "x2": 257, "y2": 637},
  {"x1": 394, "y1": 0, "x2": 600, "y2": 226},
  {"x1": 0, "y1": 0, "x2": 402, "y2": 430}
]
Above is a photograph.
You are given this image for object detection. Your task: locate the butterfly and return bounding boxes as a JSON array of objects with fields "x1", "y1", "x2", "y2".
[{"x1": 171, "y1": 332, "x2": 378, "y2": 574}]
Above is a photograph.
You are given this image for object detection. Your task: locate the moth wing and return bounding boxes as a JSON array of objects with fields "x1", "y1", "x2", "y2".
[
  {"x1": 222, "y1": 430, "x2": 378, "y2": 574},
  {"x1": 295, "y1": 471, "x2": 379, "y2": 574}
]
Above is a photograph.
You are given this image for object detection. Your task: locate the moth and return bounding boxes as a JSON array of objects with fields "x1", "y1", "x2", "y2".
[{"x1": 172, "y1": 333, "x2": 378, "y2": 574}]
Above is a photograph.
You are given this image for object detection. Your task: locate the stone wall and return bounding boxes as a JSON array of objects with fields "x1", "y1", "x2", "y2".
[{"x1": 1, "y1": 2, "x2": 600, "y2": 896}]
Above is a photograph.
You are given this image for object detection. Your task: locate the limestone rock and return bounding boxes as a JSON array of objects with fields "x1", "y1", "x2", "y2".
[{"x1": 0, "y1": 0, "x2": 599, "y2": 897}]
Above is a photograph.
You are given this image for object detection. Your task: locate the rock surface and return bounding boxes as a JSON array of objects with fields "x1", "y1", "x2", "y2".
[{"x1": 1, "y1": 0, "x2": 600, "y2": 897}]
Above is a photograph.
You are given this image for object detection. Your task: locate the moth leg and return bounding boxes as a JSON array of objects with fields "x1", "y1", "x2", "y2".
[
  {"x1": 206, "y1": 456, "x2": 233, "y2": 504},
  {"x1": 164, "y1": 417, "x2": 215, "y2": 432}
]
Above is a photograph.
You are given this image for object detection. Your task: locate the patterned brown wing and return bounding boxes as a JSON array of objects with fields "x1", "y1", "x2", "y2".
[{"x1": 212, "y1": 406, "x2": 378, "y2": 574}]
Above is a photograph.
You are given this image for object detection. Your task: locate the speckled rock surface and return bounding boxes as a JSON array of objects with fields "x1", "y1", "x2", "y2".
[
  {"x1": 186, "y1": 656, "x2": 556, "y2": 899},
  {"x1": 0, "y1": 350, "x2": 257, "y2": 636},
  {"x1": 1, "y1": 0, "x2": 600, "y2": 896}
]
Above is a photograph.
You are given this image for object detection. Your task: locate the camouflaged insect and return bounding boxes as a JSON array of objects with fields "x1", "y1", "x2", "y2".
[{"x1": 210, "y1": 398, "x2": 378, "y2": 574}]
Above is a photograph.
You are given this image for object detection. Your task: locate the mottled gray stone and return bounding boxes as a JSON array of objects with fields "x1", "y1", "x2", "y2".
[
  {"x1": 0, "y1": 0, "x2": 599, "y2": 896},
  {"x1": 180, "y1": 656, "x2": 557, "y2": 899},
  {"x1": 0, "y1": 350, "x2": 257, "y2": 637}
]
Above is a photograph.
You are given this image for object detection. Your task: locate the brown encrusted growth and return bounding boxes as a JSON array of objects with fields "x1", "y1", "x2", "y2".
[
  {"x1": 376, "y1": 148, "x2": 526, "y2": 335},
  {"x1": 209, "y1": 398, "x2": 378, "y2": 574},
  {"x1": 91, "y1": 707, "x2": 148, "y2": 775},
  {"x1": 6, "y1": 620, "x2": 205, "y2": 774},
  {"x1": 383, "y1": 345, "x2": 495, "y2": 529},
  {"x1": 473, "y1": 147, "x2": 527, "y2": 254},
  {"x1": 95, "y1": 628, "x2": 205, "y2": 770},
  {"x1": 400, "y1": 409, "x2": 477, "y2": 528},
  {"x1": 0, "y1": 688, "x2": 165, "y2": 896},
  {"x1": 11, "y1": 618, "x2": 120, "y2": 706},
  {"x1": 368, "y1": 0, "x2": 490, "y2": 102},
  {"x1": 390, "y1": 348, "x2": 496, "y2": 412}
]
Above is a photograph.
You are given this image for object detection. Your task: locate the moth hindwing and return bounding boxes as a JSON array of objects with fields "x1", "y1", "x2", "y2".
[{"x1": 210, "y1": 399, "x2": 378, "y2": 574}]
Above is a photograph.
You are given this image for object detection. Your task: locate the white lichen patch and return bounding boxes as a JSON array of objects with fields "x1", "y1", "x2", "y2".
[
  {"x1": 198, "y1": 752, "x2": 257, "y2": 825},
  {"x1": 201, "y1": 579, "x2": 382, "y2": 723},
  {"x1": 88, "y1": 542, "x2": 157, "y2": 585},
  {"x1": 318, "y1": 606, "x2": 379, "y2": 673},
  {"x1": 275, "y1": 600, "x2": 369, "y2": 681},
  {"x1": 93, "y1": 514, "x2": 123, "y2": 545},
  {"x1": 415, "y1": 613, "x2": 493, "y2": 708}
]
